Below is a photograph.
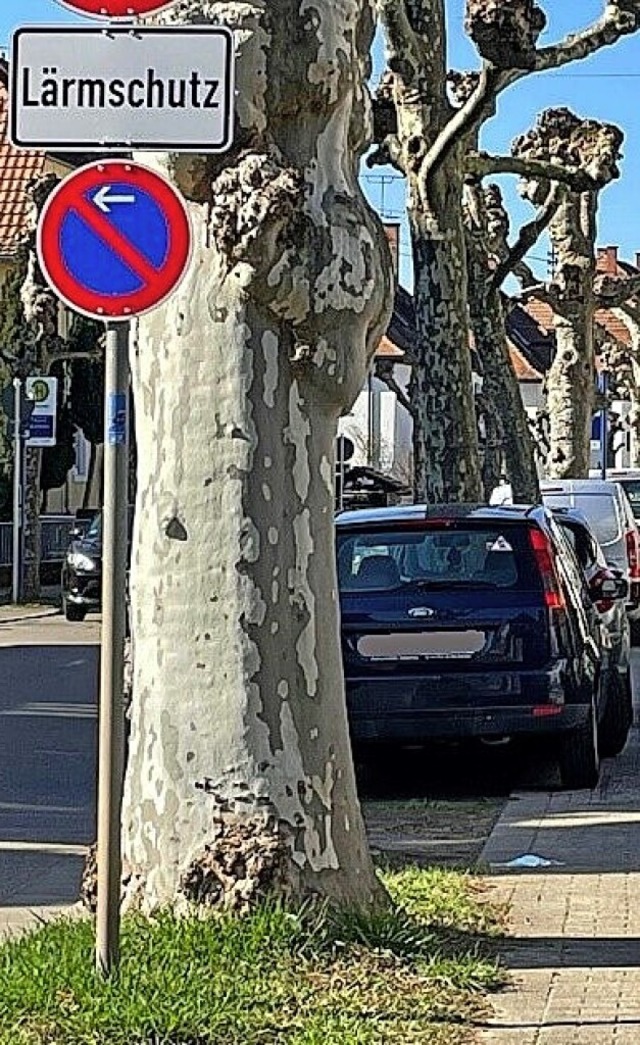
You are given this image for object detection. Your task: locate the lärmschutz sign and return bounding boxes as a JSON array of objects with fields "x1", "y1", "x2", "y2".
[{"x1": 10, "y1": 25, "x2": 235, "y2": 153}]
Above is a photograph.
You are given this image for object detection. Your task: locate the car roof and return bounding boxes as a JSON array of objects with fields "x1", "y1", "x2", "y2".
[
  {"x1": 550, "y1": 505, "x2": 597, "y2": 531},
  {"x1": 589, "y1": 469, "x2": 640, "y2": 480},
  {"x1": 540, "y1": 478, "x2": 625, "y2": 496},
  {"x1": 335, "y1": 502, "x2": 543, "y2": 528}
]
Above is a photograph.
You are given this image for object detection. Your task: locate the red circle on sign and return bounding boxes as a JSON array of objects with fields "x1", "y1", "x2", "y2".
[
  {"x1": 54, "y1": 0, "x2": 177, "y2": 16},
  {"x1": 37, "y1": 160, "x2": 191, "y2": 322}
]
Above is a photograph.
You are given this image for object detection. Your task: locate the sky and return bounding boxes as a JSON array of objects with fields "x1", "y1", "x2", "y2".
[{"x1": 2, "y1": 0, "x2": 640, "y2": 289}]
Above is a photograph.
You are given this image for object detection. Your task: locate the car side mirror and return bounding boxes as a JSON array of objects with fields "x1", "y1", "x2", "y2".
[
  {"x1": 589, "y1": 572, "x2": 628, "y2": 605},
  {"x1": 69, "y1": 526, "x2": 83, "y2": 540}
]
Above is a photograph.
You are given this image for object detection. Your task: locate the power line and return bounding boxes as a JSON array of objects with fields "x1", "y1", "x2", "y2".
[{"x1": 545, "y1": 72, "x2": 640, "y2": 78}]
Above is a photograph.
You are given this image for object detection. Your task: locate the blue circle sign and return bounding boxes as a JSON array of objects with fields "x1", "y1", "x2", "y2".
[{"x1": 37, "y1": 160, "x2": 192, "y2": 321}]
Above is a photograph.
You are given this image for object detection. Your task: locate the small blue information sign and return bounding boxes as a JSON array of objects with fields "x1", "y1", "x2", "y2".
[{"x1": 107, "y1": 393, "x2": 127, "y2": 446}]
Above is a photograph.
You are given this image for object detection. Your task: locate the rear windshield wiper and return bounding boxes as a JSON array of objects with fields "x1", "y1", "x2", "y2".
[{"x1": 398, "y1": 579, "x2": 500, "y2": 591}]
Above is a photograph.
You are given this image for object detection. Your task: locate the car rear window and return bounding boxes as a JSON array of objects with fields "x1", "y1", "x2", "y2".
[
  {"x1": 337, "y1": 525, "x2": 539, "y2": 592},
  {"x1": 620, "y1": 480, "x2": 640, "y2": 518},
  {"x1": 542, "y1": 493, "x2": 621, "y2": 546}
]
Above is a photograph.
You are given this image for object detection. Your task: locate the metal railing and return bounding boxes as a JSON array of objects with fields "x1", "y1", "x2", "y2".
[{"x1": 0, "y1": 515, "x2": 85, "y2": 567}]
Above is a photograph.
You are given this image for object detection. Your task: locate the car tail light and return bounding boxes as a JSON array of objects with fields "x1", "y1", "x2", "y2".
[
  {"x1": 528, "y1": 527, "x2": 566, "y2": 611},
  {"x1": 626, "y1": 528, "x2": 640, "y2": 580}
]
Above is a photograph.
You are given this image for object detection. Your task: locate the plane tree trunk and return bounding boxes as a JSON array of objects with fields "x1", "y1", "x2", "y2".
[
  {"x1": 463, "y1": 175, "x2": 540, "y2": 503},
  {"x1": 513, "y1": 108, "x2": 623, "y2": 478},
  {"x1": 121, "y1": 0, "x2": 393, "y2": 911}
]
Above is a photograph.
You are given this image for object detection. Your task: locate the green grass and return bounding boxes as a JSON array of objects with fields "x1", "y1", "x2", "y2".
[{"x1": 0, "y1": 868, "x2": 505, "y2": 1045}]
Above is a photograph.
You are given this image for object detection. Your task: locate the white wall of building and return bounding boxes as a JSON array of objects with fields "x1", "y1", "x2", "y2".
[{"x1": 338, "y1": 362, "x2": 413, "y2": 481}]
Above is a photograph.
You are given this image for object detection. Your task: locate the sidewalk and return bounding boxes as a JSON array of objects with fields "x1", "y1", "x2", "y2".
[
  {"x1": 0, "y1": 587, "x2": 61, "y2": 624},
  {"x1": 477, "y1": 714, "x2": 640, "y2": 1044}
]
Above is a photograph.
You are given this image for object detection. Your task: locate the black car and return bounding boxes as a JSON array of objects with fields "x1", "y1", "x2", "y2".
[
  {"x1": 61, "y1": 511, "x2": 103, "y2": 621},
  {"x1": 552, "y1": 507, "x2": 633, "y2": 756},
  {"x1": 336, "y1": 503, "x2": 626, "y2": 790}
]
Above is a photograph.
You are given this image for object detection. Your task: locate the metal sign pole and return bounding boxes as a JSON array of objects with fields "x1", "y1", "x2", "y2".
[
  {"x1": 12, "y1": 378, "x2": 22, "y2": 603},
  {"x1": 96, "y1": 320, "x2": 129, "y2": 976},
  {"x1": 601, "y1": 370, "x2": 609, "y2": 480}
]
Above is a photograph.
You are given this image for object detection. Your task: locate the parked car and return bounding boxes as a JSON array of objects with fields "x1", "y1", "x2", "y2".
[
  {"x1": 539, "y1": 479, "x2": 640, "y2": 637},
  {"x1": 61, "y1": 508, "x2": 132, "y2": 623},
  {"x1": 336, "y1": 503, "x2": 625, "y2": 789},
  {"x1": 552, "y1": 507, "x2": 633, "y2": 756},
  {"x1": 61, "y1": 511, "x2": 102, "y2": 621},
  {"x1": 590, "y1": 469, "x2": 640, "y2": 524}
]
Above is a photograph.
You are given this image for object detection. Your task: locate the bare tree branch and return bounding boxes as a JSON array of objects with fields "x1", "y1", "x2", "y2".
[
  {"x1": 535, "y1": 2, "x2": 640, "y2": 73},
  {"x1": 594, "y1": 272, "x2": 640, "y2": 309},
  {"x1": 490, "y1": 183, "x2": 562, "y2": 289},
  {"x1": 466, "y1": 150, "x2": 600, "y2": 190},
  {"x1": 375, "y1": 359, "x2": 417, "y2": 418},
  {"x1": 621, "y1": 299, "x2": 640, "y2": 325},
  {"x1": 420, "y1": 63, "x2": 501, "y2": 187}
]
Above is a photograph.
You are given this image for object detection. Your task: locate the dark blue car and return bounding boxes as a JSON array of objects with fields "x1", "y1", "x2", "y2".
[{"x1": 336, "y1": 503, "x2": 627, "y2": 790}]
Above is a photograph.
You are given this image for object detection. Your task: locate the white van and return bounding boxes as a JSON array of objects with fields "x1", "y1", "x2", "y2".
[{"x1": 494, "y1": 478, "x2": 640, "y2": 636}]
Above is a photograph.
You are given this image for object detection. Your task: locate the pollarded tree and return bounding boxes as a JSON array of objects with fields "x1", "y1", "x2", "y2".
[
  {"x1": 449, "y1": 66, "x2": 543, "y2": 502},
  {"x1": 372, "y1": 0, "x2": 640, "y2": 501},
  {"x1": 463, "y1": 179, "x2": 540, "y2": 502},
  {"x1": 121, "y1": 0, "x2": 393, "y2": 910},
  {"x1": 512, "y1": 108, "x2": 624, "y2": 477}
]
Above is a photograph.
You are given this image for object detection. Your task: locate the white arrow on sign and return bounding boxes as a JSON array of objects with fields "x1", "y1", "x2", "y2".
[{"x1": 92, "y1": 186, "x2": 136, "y2": 214}]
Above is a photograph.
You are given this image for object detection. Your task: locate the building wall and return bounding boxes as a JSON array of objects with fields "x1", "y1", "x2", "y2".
[{"x1": 338, "y1": 362, "x2": 413, "y2": 481}]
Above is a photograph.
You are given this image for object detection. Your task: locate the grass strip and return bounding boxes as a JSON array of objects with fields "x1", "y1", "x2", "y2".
[{"x1": 0, "y1": 866, "x2": 505, "y2": 1044}]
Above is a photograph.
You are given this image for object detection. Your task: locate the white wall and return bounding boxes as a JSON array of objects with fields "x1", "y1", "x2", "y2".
[{"x1": 338, "y1": 362, "x2": 413, "y2": 481}]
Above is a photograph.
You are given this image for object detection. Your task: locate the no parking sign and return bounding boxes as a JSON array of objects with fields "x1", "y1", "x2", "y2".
[
  {"x1": 54, "y1": 0, "x2": 177, "y2": 16},
  {"x1": 37, "y1": 159, "x2": 191, "y2": 321}
]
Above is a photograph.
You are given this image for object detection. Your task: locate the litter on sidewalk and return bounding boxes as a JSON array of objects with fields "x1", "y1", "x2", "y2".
[{"x1": 490, "y1": 852, "x2": 565, "y2": 869}]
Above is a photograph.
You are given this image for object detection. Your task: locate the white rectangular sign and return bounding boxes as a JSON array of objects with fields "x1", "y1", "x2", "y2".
[
  {"x1": 26, "y1": 376, "x2": 57, "y2": 448},
  {"x1": 11, "y1": 26, "x2": 235, "y2": 152}
]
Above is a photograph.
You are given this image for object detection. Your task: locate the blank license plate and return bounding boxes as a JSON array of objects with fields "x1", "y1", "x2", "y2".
[{"x1": 357, "y1": 631, "x2": 486, "y2": 659}]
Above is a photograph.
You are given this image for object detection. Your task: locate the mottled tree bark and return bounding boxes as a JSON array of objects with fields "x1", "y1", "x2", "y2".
[
  {"x1": 410, "y1": 163, "x2": 481, "y2": 502},
  {"x1": 513, "y1": 108, "x2": 622, "y2": 478},
  {"x1": 545, "y1": 191, "x2": 597, "y2": 476},
  {"x1": 374, "y1": 1, "x2": 483, "y2": 503},
  {"x1": 463, "y1": 178, "x2": 540, "y2": 502},
  {"x1": 121, "y1": 0, "x2": 393, "y2": 910}
]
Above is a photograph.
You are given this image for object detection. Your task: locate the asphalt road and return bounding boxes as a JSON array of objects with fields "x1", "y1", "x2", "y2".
[{"x1": 0, "y1": 616, "x2": 99, "y2": 908}]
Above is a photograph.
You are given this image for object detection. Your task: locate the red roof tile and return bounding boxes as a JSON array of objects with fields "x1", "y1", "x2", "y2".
[
  {"x1": 594, "y1": 307, "x2": 632, "y2": 346},
  {"x1": 508, "y1": 342, "x2": 541, "y2": 381},
  {"x1": 0, "y1": 85, "x2": 47, "y2": 256},
  {"x1": 375, "y1": 334, "x2": 404, "y2": 358}
]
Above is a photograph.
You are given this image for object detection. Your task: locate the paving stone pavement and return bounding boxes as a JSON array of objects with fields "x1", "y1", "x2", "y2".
[{"x1": 476, "y1": 701, "x2": 640, "y2": 1044}]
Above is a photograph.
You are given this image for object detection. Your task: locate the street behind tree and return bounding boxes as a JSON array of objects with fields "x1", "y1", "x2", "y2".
[{"x1": 0, "y1": 617, "x2": 98, "y2": 910}]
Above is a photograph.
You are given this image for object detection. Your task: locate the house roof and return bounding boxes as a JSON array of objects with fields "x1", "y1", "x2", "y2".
[
  {"x1": 376, "y1": 283, "x2": 553, "y2": 379},
  {"x1": 508, "y1": 342, "x2": 542, "y2": 381},
  {"x1": 505, "y1": 300, "x2": 553, "y2": 379},
  {"x1": 374, "y1": 284, "x2": 418, "y2": 360},
  {"x1": 516, "y1": 245, "x2": 640, "y2": 372}
]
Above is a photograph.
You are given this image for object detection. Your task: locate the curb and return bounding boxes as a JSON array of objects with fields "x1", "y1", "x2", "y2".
[{"x1": 0, "y1": 607, "x2": 61, "y2": 625}]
